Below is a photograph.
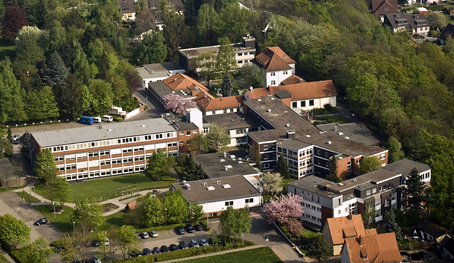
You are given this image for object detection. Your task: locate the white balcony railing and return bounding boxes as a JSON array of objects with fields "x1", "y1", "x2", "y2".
[
  {"x1": 375, "y1": 204, "x2": 381, "y2": 210},
  {"x1": 391, "y1": 199, "x2": 397, "y2": 205},
  {"x1": 375, "y1": 215, "x2": 383, "y2": 222}
]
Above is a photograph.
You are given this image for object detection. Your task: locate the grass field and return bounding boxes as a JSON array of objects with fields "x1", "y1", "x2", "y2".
[
  {"x1": 0, "y1": 45, "x2": 15, "y2": 61},
  {"x1": 17, "y1": 191, "x2": 40, "y2": 203},
  {"x1": 313, "y1": 115, "x2": 351, "y2": 124},
  {"x1": 98, "y1": 211, "x2": 127, "y2": 232},
  {"x1": 35, "y1": 173, "x2": 175, "y2": 202},
  {"x1": 179, "y1": 247, "x2": 283, "y2": 263},
  {"x1": 0, "y1": 254, "x2": 8, "y2": 263},
  {"x1": 34, "y1": 205, "x2": 75, "y2": 233}
]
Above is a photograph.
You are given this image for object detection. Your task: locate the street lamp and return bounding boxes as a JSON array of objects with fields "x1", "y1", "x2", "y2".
[
  {"x1": 205, "y1": 203, "x2": 209, "y2": 228},
  {"x1": 165, "y1": 208, "x2": 168, "y2": 226},
  {"x1": 52, "y1": 202, "x2": 56, "y2": 220},
  {"x1": 32, "y1": 185, "x2": 35, "y2": 196},
  {"x1": 72, "y1": 222, "x2": 75, "y2": 239}
]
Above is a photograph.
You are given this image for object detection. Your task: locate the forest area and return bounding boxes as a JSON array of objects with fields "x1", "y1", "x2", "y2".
[{"x1": 0, "y1": 0, "x2": 452, "y2": 230}]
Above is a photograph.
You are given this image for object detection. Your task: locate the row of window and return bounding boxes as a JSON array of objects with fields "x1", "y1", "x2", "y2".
[
  {"x1": 237, "y1": 60, "x2": 251, "y2": 64},
  {"x1": 236, "y1": 52, "x2": 253, "y2": 56},
  {"x1": 64, "y1": 165, "x2": 146, "y2": 181},
  {"x1": 291, "y1": 100, "x2": 315, "y2": 109},
  {"x1": 302, "y1": 214, "x2": 321, "y2": 222},
  {"x1": 49, "y1": 132, "x2": 177, "y2": 153},
  {"x1": 302, "y1": 202, "x2": 322, "y2": 211}
]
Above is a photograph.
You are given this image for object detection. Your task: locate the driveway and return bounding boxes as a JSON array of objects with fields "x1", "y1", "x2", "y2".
[
  {"x1": 0, "y1": 191, "x2": 64, "y2": 244},
  {"x1": 129, "y1": 88, "x2": 166, "y2": 121}
]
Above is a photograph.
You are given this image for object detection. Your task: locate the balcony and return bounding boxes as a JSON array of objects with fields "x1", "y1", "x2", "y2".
[
  {"x1": 375, "y1": 204, "x2": 381, "y2": 211},
  {"x1": 375, "y1": 215, "x2": 383, "y2": 222},
  {"x1": 391, "y1": 199, "x2": 397, "y2": 205}
]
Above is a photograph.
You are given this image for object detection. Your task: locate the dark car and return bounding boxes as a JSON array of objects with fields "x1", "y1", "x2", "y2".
[
  {"x1": 176, "y1": 226, "x2": 185, "y2": 235},
  {"x1": 194, "y1": 224, "x2": 203, "y2": 231},
  {"x1": 92, "y1": 240, "x2": 101, "y2": 247},
  {"x1": 186, "y1": 223, "x2": 195, "y2": 233},
  {"x1": 169, "y1": 244, "x2": 179, "y2": 251},
  {"x1": 72, "y1": 260, "x2": 80, "y2": 263},
  {"x1": 143, "y1": 248, "x2": 152, "y2": 255},
  {"x1": 160, "y1": 245, "x2": 170, "y2": 253},
  {"x1": 152, "y1": 247, "x2": 161, "y2": 254},
  {"x1": 179, "y1": 241, "x2": 188, "y2": 249},
  {"x1": 199, "y1": 238, "x2": 209, "y2": 246},
  {"x1": 34, "y1": 218, "x2": 48, "y2": 226},
  {"x1": 208, "y1": 237, "x2": 218, "y2": 245}
]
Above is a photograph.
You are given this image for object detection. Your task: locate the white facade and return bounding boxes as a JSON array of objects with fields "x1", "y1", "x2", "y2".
[
  {"x1": 201, "y1": 196, "x2": 261, "y2": 216},
  {"x1": 264, "y1": 65, "x2": 295, "y2": 86},
  {"x1": 140, "y1": 68, "x2": 186, "y2": 88},
  {"x1": 122, "y1": 12, "x2": 136, "y2": 22},
  {"x1": 204, "y1": 107, "x2": 243, "y2": 116},
  {"x1": 235, "y1": 51, "x2": 255, "y2": 68},
  {"x1": 277, "y1": 144, "x2": 314, "y2": 179},
  {"x1": 290, "y1": 96, "x2": 337, "y2": 113}
]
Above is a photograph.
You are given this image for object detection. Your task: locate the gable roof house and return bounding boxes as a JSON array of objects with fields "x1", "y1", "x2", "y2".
[
  {"x1": 254, "y1": 46, "x2": 297, "y2": 86},
  {"x1": 118, "y1": 0, "x2": 136, "y2": 21},
  {"x1": 384, "y1": 13, "x2": 430, "y2": 37},
  {"x1": 371, "y1": 0, "x2": 400, "y2": 22},
  {"x1": 323, "y1": 215, "x2": 377, "y2": 255},
  {"x1": 198, "y1": 95, "x2": 245, "y2": 116},
  {"x1": 440, "y1": 23, "x2": 454, "y2": 41},
  {"x1": 341, "y1": 233, "x2": 402, "y2": 263},
  {"x1": 439, "y1": 235, "x2": 454, "y2": 260}
]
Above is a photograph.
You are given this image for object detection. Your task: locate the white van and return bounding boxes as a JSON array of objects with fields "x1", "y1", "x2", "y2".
[
  {"x1": 101, "y1": 115, "x2": 113, "y2": 122},
  {"x1": 93, "y1": 116, "x2": 101, "y2": 123}
]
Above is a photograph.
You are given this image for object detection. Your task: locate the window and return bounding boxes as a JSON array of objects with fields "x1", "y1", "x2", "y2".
[
  {"x1": 186, "y1": 131, "x2": 190, "y2": 136},
  {"x1": 245, "y1": 198, "x2": 254, "y2": 203},
  {"x1": 309, "y1": 100, "x2": 314, "y2": 106},
  {"x1": 225, "y1": 201, "x2": 234, "y2": 206},
  {"x1": 271, "y1": 80, "x2": 276, "y2": 85},
  {"x1": 263, "y1": 163, "x2": 270, "y2": 169},
  {"x1": 292, "y1": 102, "x2": 297, "y2": 108},
  {"x1": 366, "y1": 190, "x2": 371, "y2": 196},
  {"x1": 338, "y1": 210, "x2": 341, "y2": 215},
  {"x1": 301, "y1": 101, "x2": 306, "y2": 107},
  {"x1": 356, "y1": 159, "x2": 360, "y2": 164},
  {"x1": 372, "y1": 188, "x2": 377, "y2": 194},
  {"x1": 283, "y1": 71, "x2": 288, "y2": 75},
  {"x1": 180, "y1": 132, "x2": 184, "y2": 135},
  {"x1": 270, "y1": 72, "x2": 275, "y2": 76},
  {"x1": 238, "y1": 52, "x2": 243, "y2": 56}
]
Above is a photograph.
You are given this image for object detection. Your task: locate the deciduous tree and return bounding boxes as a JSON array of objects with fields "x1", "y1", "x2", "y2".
[
  {"x1": 276, "y1": 154, "x2": 290, "y2": 179},
  {"x1": 116, "y1": 225, "x2": 138, "y2": 260},
  {"x1": 163, "y1": 93, "x2": 197, "y2": 114},
  {"x1": 196, "y1": 4, "x2": 220, "y2": 46},
  {"x1": 427, "y1": 12, "x2": 446, "y2": 31},
  {"x1": 20, "y1": 237, "x2": 53, "y2": 263},
  {"x1": 386, "y1": 136, "x2": 405, "y2": 163},
  {"x1": 220, "y1": 206, "x2": 252, "y2": 241},
  {"x1": 1, "y1": 6, "x2": 28, "y2": 42},
  {"x1": 362, "y1": 204, "x2": 375, "y2": 229},
  {"x1": 190, "y1": 202, "x2": 204, "y2": 223},
  {"x1": 0, "y1": 214, "x2": 30, "y2": 248},
  {"x1": 161, "y1": 190, "x2": 189, "y2": 224},
  {"x1": 54, "y1": 177, "x2": 71, "y2": 208},
  {"x1": 136, "y1": 193, "x2": 165, "y2": 227},
  {"x1": 327, "y1": 155, "x2": 341, "y2": 182},
  {"x1": 195, "y1": 52, "x2": 218, "y2": 88},
  {"x1": 34, "y1": 149, "x2": 58, "y2": 201},
  {"x1": 359, "y1": 156, "x2": 381, "y2": 174},
  {"x1": 263, "y1": 194, "x2": 303, "y2": 226},
  {"x1": 0, "y1": 58, "x2": 27, "y2": 123},
  {"x1": 216, "y1": 37, "x2": 237, "y2": 75},
  {"x1": 87, "y1": 79, "x2": 114, "y2": 114},
  {"x1": 206, "y1": 123, "x2": 230, "y2": 152},
  {"x1": 71, "y1": 200, "x2": 105, "y2": 237},
  {"x1": 25, "y1": 85, "x2": 59, "y2": 121},
  {"x1": 261, "y1": 172, "x2": 283, "y2": 195},
  {"x1": 138, "y1": 31, "x2": 167, "y2": 64}
]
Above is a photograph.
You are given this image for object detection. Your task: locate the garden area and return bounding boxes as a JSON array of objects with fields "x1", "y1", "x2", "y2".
[
  {"x1": 34, "y1": 173, "x2": 175, "y2": 202},
  {"x1": 179, "y1": 247, "x2": 282, "y2": 263}
]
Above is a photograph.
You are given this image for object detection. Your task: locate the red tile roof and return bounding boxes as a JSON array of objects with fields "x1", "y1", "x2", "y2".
[
  {"x1": 280, "y1": 74, "x2": 306, "y2": 85},
  {"x1": 163, "y1": 73, "x2": 211, "y2": 94},
  {"x1": 326, "y1": 215, "x2": 367, "y2": 245},
  {"x1": 199, "y1": 95, "x2": 244, "y2": 112},
  {"x1": 126, "y1": 200, "x2": 136, "y2": 210},
  {"x1": 343, "y1": 233, "x2": 402, "y2": 263},
  {"x1": 255, "y1": 47, "x2": 295, "y2": 72},
  {"x1": 246, "y1": 80, "x2": 337, "y2": 101}
]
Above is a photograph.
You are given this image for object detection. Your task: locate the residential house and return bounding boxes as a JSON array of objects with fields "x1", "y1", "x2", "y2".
[
  {"x1": 440, "y1": 23, "x2": 454, "y2": 40},
  {"x1": 371, "y1": 0, "x2": 400, "y2": 22},
  {"x1": 322, "y1": 215, "x2": 377, "y2": 255},
  {"x1": 171, "y1": 175, "x2": 262, "y2": 217},
  {"x1": 203, "y1": 112, "x2": 260, "y2": 146},
  {"x1": 145, "y1": 0, "x2": 184, "y2": 30},
  {"x1": 198, "y1": 95, "x2": 245, "y2": 116},
  {"x1": 29, "y1": 116, "x2": 200, "y2": 181},
  {"x1": 341, "y1": 233, "x2": 402, "y2": 263},
  {"x1": 439, "y1": 235, "x2": 454, "y2": 260},
  {"x1": 178, "y1": 34, "x2": 256, "y2": 73},
  {"x1": 137, "y1": 62, "x2": 186, "y2": 87},
  {"x1": 414, "y1": 221, "x2": 451, "y2": 242},
  {"x1": 254, "y1": 46, "x2": 296, "y2": 86},
  {"x1": 383, "y1": 13, "x2": 430, "y2": 36},
  {"x1": 244, "y1": 80, "x2": 337, "y2": 114},
  {"x1": 444, "y1": 7, "x2": 454, "y2": 17},
  {"x1": 119, "y1": 0, "x2": 136, "y2": 21}
]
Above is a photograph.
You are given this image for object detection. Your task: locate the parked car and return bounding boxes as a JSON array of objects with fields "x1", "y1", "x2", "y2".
[
  {"x1": 208, "y1": 237, "x2": 218, "y2": 245},
  {"x1": 143, "y1": 248, "x2": 152, "y2": 255},
  {"x1": 135, "y1": 231, "x2": 141, "y2": 239},
  {"x1": 199, "y1": 239, "x2": 209, "y2": 246},
  {"x1": 92, "y1": 240, "x2": 101, "y2": 247},
  {"x1": 141, "y1": 232, "x2": 149, "y2": 239},
  {"x1": 104, "y1": 237, "x2": 109, "y2": 246},
  {"x1": 194, "y1": 224, "x2": 203, "y2": 231},
  {"x1": 101, "y1": 115, "x2": 113, "y2": 122},
  {"x1": 79, "y1": 116, "x2": 94, "y2": 125},
  {"x1": 12, "y1": 134, "x2": 20, "y2": 141},
  {"x1": 149, "y1": 230, "x2": 158, "y2": 238},
  {"x1": 92, "y1": 255, "x2": 101, "y2": 263},
  {"x1": 93, "y1": 116, "x2": 101, "y2": 123},
  {"x1": 34, "y1": 218, "x2": 49, "y2": 226},
  {"x1": 160, "y1": 245, "x2": 170, "y2": 253},
  {"x1": 152, "y1": 247, "x2": 161, "y2": 254},
  {"x1": 186, "y1": 223, "x2": 195, "y2": 233},
  {"x1": 190, "y1": 240, "x2": 199, "y2": 248},
  {"x1": 179, "y1": 241, "x2": 188, "y2": 249},
  {"x1": 169, "y1": 244, "x2": 179, "y2": 251},
  {"x1": 176, "y1": 226, "x2": 185, "y2": 235}
]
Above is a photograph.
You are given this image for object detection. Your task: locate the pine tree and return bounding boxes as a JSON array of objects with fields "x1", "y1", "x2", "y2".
[
  {"x1": 41, "y1": 52, "x2": 70, "y2": 87},
  {"x1": 221, "y1": 73, "x2": 233, "y2": 97},
  {"x1": 276, "y1": 154, "x2": 290, "y2": 179},
  {"x1": 384, "y1": 209, "x2": 402, "y2": 240},
  {"x1": 326, "y1": 154, "x2": 341, "y2": 182},
  {"x1": 405, "y1": 167, "x2": 425, "y2": 212}
]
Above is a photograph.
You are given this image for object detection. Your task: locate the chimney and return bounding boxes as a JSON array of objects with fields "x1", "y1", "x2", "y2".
[
  {"x1": 249, "y1": 86, "x2": 253, "y2": 92},
  {"x1": 174, "y1": 78, "x2": 177, "y2": 82},
  {"x1": 347, "y1": 214, "x2": 352, "y2": 220},
  {"x1": 359, "y1": 235, "x2": 363, "y2": 247},
  {"x1": 286, "y1": 130, "x2": 295, "y2": 139},
  {"x1": 268, "y1": 86, "x2": 274, "y2": 93}
]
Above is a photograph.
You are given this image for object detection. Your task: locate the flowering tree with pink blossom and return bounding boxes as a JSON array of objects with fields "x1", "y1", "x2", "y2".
[
  {"x1": 264, "y1": 193, "x2": 304, "y2": 236},
  {"x1": 163, "y1": 94, "x2": 197, "y2": 114}
]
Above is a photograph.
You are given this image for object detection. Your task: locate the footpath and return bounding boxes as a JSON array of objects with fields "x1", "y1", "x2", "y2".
[{"x1": 14, "y1": 186, "x2": 168, "y2": 216}]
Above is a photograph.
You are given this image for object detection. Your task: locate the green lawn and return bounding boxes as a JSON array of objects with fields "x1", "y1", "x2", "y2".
[
  {"x1": 0, "y1": 254, "x2": 8, "y2": 263},
  {"x1": 34, "y1": 205, "x2": 74, "y2": 233},
  {"x1": 98, "y1": 211, "x2": 127, "y2": 232},
  {"x1": 17, "y1": 191, "x2": 40, "y2": 203},
  {"x1": 35, "y1": 173, "x2": 175, "y2": 202},
  {"x1": 313, "y1": 115, "x2": 351, "y2": 124},
  {"x1": 180, "y1": 247, "x2": 283, "y2": 263},
  {"x1": 0, "y1": 45, "x2": 15, "y2": 61}
]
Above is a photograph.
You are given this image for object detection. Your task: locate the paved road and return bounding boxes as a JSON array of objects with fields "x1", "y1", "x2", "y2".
[
  {"x1": 0, "y1": 191, "x2": 64, "y2": 244},
  {"x1": 129, "y1": 88, "x2": 166, "y2": 121}
]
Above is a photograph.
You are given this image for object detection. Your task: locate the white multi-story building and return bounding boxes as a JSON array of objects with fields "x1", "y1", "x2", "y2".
[{"x1": 254, "y1": 46, "x2": 296, "y2": 86}]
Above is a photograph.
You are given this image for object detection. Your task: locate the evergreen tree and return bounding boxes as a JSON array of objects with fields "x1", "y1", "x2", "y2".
[
  {"x1": 41, "y1": 52, "x2": 70, "y2": 87},
  {"x1": 159, "y1": 0, "x2": 185, "y2": 61},
  {"x1": 7, "y1": 127, "x2": 12, "y2": 143},
  {"x1": 55, "y1": 74, "x2": 84, "y2": 119},
  {"x1": 138, "y1": 31, "x2": 167, "y2": 64},
  {"x1": 362, "y1": 204, "x2": 375, "y2": 229},
  {"x1": 221, "y1": 73, "x2": 233, "y2": 97},
  {"x1": 72, "y1": 41, "x2": 92, "y2": 84},
  {"x1": 326, "y1": 154, "x2": 341, "y2": 182},
  {"x1": 384, "y1": 209, "x2": 402, "y2": 240},
  {"x1": 405, "y1": 168, "x2": 424, "y2": 212},
  {"x1": 308, "y1": 236, "x2": 331, "y2": 262},
  {"x1": 0, "y1": 58, "x2": 27, "y2": 123},
  {"x1": 276, "y1": 154, "x2": 290, "y2": 179}
]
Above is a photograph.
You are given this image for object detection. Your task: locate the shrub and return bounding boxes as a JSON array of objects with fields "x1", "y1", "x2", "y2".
[{"x1": 113, "y1": 116, "x2": 124, "y2": 122}]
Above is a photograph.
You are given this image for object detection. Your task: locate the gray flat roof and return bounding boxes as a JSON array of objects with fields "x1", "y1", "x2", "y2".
[
  {"x1": 139, "y1": 62, "x2": 184, "y2": 80},
  {"x1": 179, "y1": 43, "x2": 255, "y2": 58},
  {"x1": 288, "y1": 176, "x2": 342, "y2": 199},
  {"x1": 316, "y1": 123, "x2": 380, "y2": 146},
  {"x1": 278, "y1": 139, "x2": 312, "y2": 151},
  {"x1": 381, "y1": 158, "x2": 431, "y2": 176},
  {"x1": 148, "y1": 81, "x2": 195, "y2": 100},
  {"x1": 194, "y1": 152, "x2": 259, "y2": 178},
  {"x1": 173, "y1": 175, "x2": 261, "y2": 203},
  {"x1": 203, "y1": 112, "x2": 258, "y2": 130},
  {"x1": 31, "y1": 118, "x2": 176, "y2": 147}
]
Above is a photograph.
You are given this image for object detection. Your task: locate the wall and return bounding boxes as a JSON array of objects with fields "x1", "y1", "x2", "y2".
[
  {"x1": 290, "y1": 96, "x2": 337, "y2": 114},
  {"x1": 201, "y1": 195, "x2": 262, "y2": 216},
  {"x1": 265, "y1": 70, "x2": 292, "y2": 86}
]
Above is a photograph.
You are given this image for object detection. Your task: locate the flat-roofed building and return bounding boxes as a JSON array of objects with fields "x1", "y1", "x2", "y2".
[
  {"x1": 137, "y1": 62, "x2": 185, "y2": 88},
  {"x1": 172, "y1": 175, "x2": 262, "y2": 217},
  {"x1": 29, "y1": 117, "x2": 199, "y2": 181},
  {"x1": 193, "y1": 152, "x2": 260, "y2": 180}
]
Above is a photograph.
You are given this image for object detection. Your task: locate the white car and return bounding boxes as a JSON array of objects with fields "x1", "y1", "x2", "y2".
[
  {"x1": 141, "y1": 232, "x2": 149, "y2": 239},
  {"x1": 150, "y1": 230, "x2": 158, "y2": 238},
  {"x1": 104, "y1": 237, "x2": 109, "y2": 246}
]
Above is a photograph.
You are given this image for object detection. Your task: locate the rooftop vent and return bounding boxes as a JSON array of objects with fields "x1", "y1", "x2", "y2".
[
  {"x1": 230, "y1": 155, "x2": 236, "y2": 159},
  {"x1": 203, "y1": 182, "x2": 207, "y2": 186},
  {"x1": 223, "y1": 152, "x2": 227, "y2": 157},
  {"x1": 353, "y1": 179, "x2": 357, "y2": 182},
  {"x1": 305, "y1": 135, "x2": 311, "y2": 137},
  {"x1": 286, "y1": 130, "x2": 296, "y2": 139},
  {"x1": 326, "y1": 141, "x2": 332, "y2": 145},
  {"x1": 220, "y1": 159, "x2": 225, "y2": 162},
  {"x1": 238, "y1": 160, "x2": 243, "y2": 164},
  {"x1": 217, "y1": 180, "x2": 222, "y2": 185},
  {"x1": 258, "y1": 99, "x2": 262, "y2": 102},
  {"x1": 338, "y1": 183, "x2": 344, "y2": 186},
  {"x1": 185, "y1": 183, "x2": 192, "y2": 190},
  {"x1": 141, "y1": 125, "x2": 146, "y2": 127},
  {"x1": 267, "y1": 109, "x2": 271, "y2": 112},
  {"x1": 285, "y1": 123, "x2": 290, "y2": 127},
  {"x1": 206, "y1": 186, "x2": 215, "y2": 191},
  {"x1": 231, "y1": 119, "x2": 235, "y2": 122},
  {"x1": 224, "y1": 165, "x2": 232, "y2": 171},
  {"x1": 344, "y1": 136, "x2": 350, "y2": 140},
  {"x1": 107, "y1": 129, "x2": 113, "y2": 131},
  {"x1": 222, "y1": 184, "x2": 231, "y2": 189},
  {"x1": 338, "y1": 132, "x2": 344, "y2": 136}
]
